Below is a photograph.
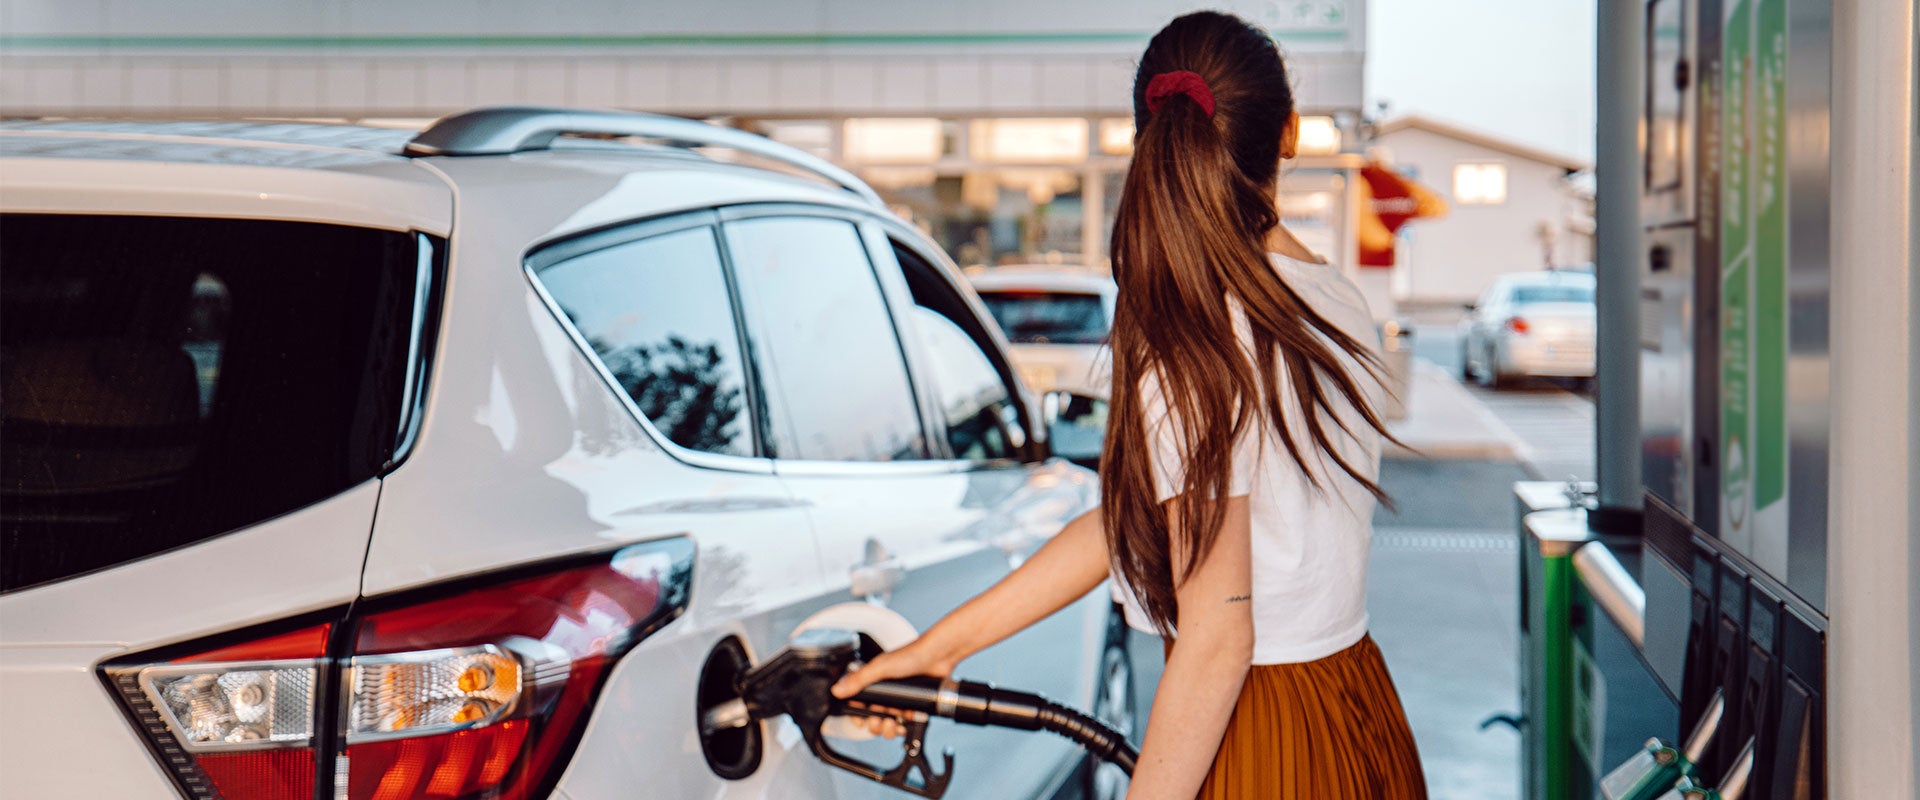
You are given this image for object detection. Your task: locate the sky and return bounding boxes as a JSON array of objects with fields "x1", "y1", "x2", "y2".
[{"x1": 1366, "y1": 0, "x2": 1598, "y2": 162}]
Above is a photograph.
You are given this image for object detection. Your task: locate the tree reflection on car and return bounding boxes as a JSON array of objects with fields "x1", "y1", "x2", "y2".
[{"x1": 595, "y1": 335, "x2": 746, "y2": 453}]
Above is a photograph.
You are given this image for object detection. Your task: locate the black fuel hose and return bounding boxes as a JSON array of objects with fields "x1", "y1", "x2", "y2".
[{"x1": 852, "y1": 675, "x2": 1138, "y2": 775}]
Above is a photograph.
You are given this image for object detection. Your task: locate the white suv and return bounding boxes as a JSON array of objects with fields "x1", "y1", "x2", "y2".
[{"x1": 0, "y1": 109, "x2": 1131, "y2": 800}]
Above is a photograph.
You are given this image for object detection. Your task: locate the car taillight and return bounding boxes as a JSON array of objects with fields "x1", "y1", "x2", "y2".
[
  {"x1": 104, "y1": 538, "x2": 694, "y2": 800},
  {"x1": 1505, "y1": 316, "x2": 1530, "y2": 334},
  {"x1": 103, "y1": 621, "x2": 333, "y2": 800}
]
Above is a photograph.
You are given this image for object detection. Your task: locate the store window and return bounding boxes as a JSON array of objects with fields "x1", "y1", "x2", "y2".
[
  {"x1": 869, "y1": 169, "x2": 1087, "y2": 268},
  {"x1": 760, "y1": 120, "x2": 836, "y2": 161},
  {"x1": 1453, "y1": 163, "x2": 1509, "y2": 205},
  {"x1": 771, "y1": 117, "x2": 1126, "y2": 267},
  {"x1": 843, "y1": 118, "x2": 946, "y2": 164},
  {"x1": 1295, "y1": 116, "x2": 1344, "y2": 156},
  {"x1": 1278, "y1": 181, "x2": 1341, "y2": 259},
  {"x1": 1098, "y1": 119, "x2": 1135, "y2": 156},
  {"x1": 968, "y1": 119, "x2": 1089, "y2": 164}
]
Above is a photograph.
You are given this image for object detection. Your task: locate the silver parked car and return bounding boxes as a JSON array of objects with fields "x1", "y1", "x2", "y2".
[
  {"x1": 967, "y1": 265, "x2": 1117, "y2": 400},
  {"x1": 967, "y1": 266, "x2": 1117, "y2": 471},
  {"x1": 0, "y1": 109, "x2": 1132, "y2": 800},
  {"x1": 1460, "y1": 269, "x2": 1598, "y2": 388}
]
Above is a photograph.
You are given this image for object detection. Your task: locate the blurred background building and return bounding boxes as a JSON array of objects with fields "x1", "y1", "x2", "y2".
[
  {"x1": 0, "y1": 0, "x2": 1371, "y2": 270},
  {"x1": 1369, "y1": 115, "x2": 1594, "y2": 308}
]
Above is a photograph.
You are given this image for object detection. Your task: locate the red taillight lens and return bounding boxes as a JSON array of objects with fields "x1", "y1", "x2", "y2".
[
  {"x1": 349, "y1": 720, "x2": 530, "y2": 800},
  {"x1": 180, "y1": 624, "x2": 334, "y2": 663},
  {"x1": 198, "y1": 750, "x2": 318, "y2": 799},
  {"x1": 103, "y1": 538, "x2": 694, "y2": 800},
  {"x1": 1506, "y1": 316, "x2": 1531, "y2": 334}
]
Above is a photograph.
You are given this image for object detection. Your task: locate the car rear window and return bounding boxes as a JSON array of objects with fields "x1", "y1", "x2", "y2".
[
  {"x1": 1511, "y1": 285, "x2": 1594, "y2": 305},
  {"x1": 1, "y1": 214, "x2": 438, "y2": 591},
  {"x1": 977, "y1": 290, "x2": 1109, "y2": 345}
]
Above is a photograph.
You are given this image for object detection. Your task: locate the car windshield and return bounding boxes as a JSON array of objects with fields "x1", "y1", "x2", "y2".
[
  {"x1": 1511, "y1": 284, "x2": 1595, "y2": 305},
  {"x1": 0, "y1": 214, "x2": 436, "y2": 591},
  {"x1": 977, "y1": 290, "x2": 1109, "y2": 345}
]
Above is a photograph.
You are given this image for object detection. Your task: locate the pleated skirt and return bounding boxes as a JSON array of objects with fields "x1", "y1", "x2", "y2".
[{"x1": 1194, "y1": 634, "x2": 1428, "y2": 799}]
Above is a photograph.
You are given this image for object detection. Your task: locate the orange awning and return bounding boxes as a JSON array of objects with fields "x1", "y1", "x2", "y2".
[{"x1": 1357, "y1": 161, "x2": 1448, "y2": 267}]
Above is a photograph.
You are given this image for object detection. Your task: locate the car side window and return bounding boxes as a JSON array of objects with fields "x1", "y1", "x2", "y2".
[
  {"x1": 907, "y1": 306, "x2": 1021, "y2": 462},
  {"x1": 889, "y1": 242, "x2": 1027, "y2": 462},
  {"x1": 537, "y1": 226, "x2": 755, "y2": 457},
  {"x1": 723, "y1": 216, "x2": 927, "y2": 462}
]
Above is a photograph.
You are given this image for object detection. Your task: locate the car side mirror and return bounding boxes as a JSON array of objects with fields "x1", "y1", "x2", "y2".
[{"x1": 1045, "y1": 391, "x2": 1107, "y2": 470}]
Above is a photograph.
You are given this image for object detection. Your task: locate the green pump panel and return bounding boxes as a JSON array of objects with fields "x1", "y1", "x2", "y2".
[{"x1": 1566, "y1": 0, "x2": 1835, "y2": 796}]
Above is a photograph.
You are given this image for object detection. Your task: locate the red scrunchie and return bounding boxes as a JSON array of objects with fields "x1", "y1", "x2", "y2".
[{"x1": 1144, "y1": 70, "x2": 1216, "y2": 117}]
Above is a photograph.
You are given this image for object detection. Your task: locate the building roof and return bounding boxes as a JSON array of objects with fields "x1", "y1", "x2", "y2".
[
  {"x1": 0, "y1": 119, "x2": 416, "y2": 161},
  {"x1": 1373, "y1": 114, "x2": 1590, "y2": 173}
]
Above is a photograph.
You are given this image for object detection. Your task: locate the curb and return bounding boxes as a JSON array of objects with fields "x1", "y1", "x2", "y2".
[{"x1": 1382, "y1": 360, "x2": 1528, "y2": 463}]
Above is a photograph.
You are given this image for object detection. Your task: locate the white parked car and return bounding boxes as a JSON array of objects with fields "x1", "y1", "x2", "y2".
[
  {"x1": 0, "y1": 110, "x2": 1132, "y2": 800},
  {"x1": 1460, "y1": 269, "x2": 1598, "y2": 388},
  {"x1": 967, "y1": 266, "x2": 1116, "y2": 401}
]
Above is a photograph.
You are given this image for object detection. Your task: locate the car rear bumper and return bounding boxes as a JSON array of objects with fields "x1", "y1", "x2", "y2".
[
  {"x1": 1008, "y1": 344, "x2": 1110, "y2": 398},
  {"x1": 1503, "y1": 338, "x2": 1596, "y2": 377}
]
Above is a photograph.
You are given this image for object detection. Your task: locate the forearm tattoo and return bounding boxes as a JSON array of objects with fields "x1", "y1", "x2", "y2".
[{"x1": 1225, "y1": 594, "x2": 1251, "y2": 604}]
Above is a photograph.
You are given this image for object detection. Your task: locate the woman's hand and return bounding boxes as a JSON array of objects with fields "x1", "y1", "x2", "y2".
[
  {"x1": 829, "y1": 637, "x2": 959, "y2": 738},
  {"x1": 822, "y1": 505, "x2": 1109, "y2": 738}
]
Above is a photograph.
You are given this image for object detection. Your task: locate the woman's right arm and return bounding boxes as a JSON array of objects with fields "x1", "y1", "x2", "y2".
[{"x1": 830, "y1": 505, "x2": 1111, "y2": 705}]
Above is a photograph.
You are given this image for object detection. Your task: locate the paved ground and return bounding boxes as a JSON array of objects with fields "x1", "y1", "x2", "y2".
[
  {"x1": 1415, "y1": 321, "x2": 1598, "y2": 483},
  {"x1": 1465, "y1": 384, "x2": 1596, "y2": 483},
  {"x1": 1370, "y1": 526, "x2": 1523, "y2": 799},
  {"x1": 1374, "y1": 343, "x2": 1596, "y2": 799},
  {"x1": 1370, "y1": 449, "x2": 1534, "y2": 800},
  {"x1": 1384, "y1": 360, "x2": 1521, "y2": 463},
  {"x1": 1374, "y1": 459, "x2": 1538, "y2": 529}
]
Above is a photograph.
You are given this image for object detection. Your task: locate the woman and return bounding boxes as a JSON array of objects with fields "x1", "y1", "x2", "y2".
[{"x1": 832, "y1": 11, "x2": 1427, "y2": 799}]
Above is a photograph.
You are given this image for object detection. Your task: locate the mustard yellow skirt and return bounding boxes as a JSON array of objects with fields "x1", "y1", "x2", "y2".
[{"x1": 1193, "y1": 634, "x2": 1428, "y2": 799}]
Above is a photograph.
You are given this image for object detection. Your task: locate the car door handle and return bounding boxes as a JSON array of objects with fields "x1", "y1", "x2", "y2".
[
  {"x1": 850, "y1": 559, "x2": 906, "y2": 602},
  {"x1": 851, "y1": 538, "x2": 906, "y2": 602}
]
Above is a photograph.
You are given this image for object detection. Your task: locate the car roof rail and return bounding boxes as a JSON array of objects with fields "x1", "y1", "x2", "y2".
[{"x1": 404, "y1": 106, "x2": 882, "y2": 206}]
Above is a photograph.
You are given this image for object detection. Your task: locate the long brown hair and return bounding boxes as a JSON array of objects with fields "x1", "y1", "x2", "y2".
[{"x1": 1102, "y1": 11, "x2": 1397, "y2": 634}]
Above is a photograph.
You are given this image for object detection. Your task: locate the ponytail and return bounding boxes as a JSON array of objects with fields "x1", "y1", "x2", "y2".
[{"x1": 1100, "y1": 11, "x2": 1399, "y2": 635}]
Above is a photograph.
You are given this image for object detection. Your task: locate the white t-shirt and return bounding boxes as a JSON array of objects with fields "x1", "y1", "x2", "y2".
[{"x1": 1112, "y1": 252, "x2": 1386, "y2": 665}]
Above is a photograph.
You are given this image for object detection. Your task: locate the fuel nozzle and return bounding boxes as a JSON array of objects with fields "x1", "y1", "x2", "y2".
[
  {"x1": 704, "y1": 628, "x2": 1136, "y2": 798},
  {"x1": 706, "y1": 628, "x2": 952, "y2": 798}
]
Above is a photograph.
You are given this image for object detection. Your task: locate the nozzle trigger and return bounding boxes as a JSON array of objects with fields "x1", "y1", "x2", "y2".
[
  {"x1": 802, "y1": 715, "x2": 952, "y2": 799},
  {"x1": 883, "y1": 717, "x2": 954, "y2": 798}
]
